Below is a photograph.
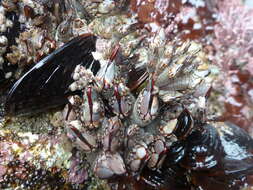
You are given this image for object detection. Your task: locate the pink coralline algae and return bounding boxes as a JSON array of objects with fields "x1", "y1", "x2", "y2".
[
  {"x1": 212, "y1": 0, "x2": 253, "y2": 74},
  {"x1": 0, "y1": 141, "x2": 13, "y2": 182},
  {"x1": 0, "y1": 130, "x2": 74, "y2": 189},
  {"x1": 211, "y1": 0, "x2": 253, "y2": 130},
  {"x1": 68, "y1": 153, "x2": 88, "y2": 184}
]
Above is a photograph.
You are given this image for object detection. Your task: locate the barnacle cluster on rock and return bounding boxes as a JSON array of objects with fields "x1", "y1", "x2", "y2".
[
  {"x1": 0, "y1": 0, "x2": 253, "y2": 190},
  {"x1": 62, "y1": 30, "x2": 213, "y2": 181}
]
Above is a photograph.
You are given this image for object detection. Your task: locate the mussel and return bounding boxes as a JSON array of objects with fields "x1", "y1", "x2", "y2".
[
  {"x1": 140, "y1": 110, "x2": 253, "y2": 190},
  {"x1": 4, "y1": 34, "x2": 100, "y2": 116}
]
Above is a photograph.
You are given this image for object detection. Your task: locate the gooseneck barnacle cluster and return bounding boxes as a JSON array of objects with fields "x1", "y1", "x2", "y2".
[{"x1": 1, "y1": 0, "x2": 253, "y2": 189}]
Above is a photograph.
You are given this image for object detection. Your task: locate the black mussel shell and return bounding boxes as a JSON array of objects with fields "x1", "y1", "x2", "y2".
[
  {"x1": 182, "y1": 122, "x2": 253, "y2": 189},
  {"x1": 5, "y1": 34, "x2": 100, "y2": 116},
  {"x1": 173, "y1": 109, "x2": 194, "y2": 140}
]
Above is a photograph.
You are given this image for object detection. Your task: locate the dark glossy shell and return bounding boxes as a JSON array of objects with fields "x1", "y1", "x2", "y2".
[
  {"x1": 180, "y1": 123, "x2": 222, "y2": 170},
  {"x1": 139, "y1": 111, "x2": 253, "y2": 190},
  {"x1": 139, "y1": 164, "x2": 190, "y2": 190},
  {"x1": 173, "y1": 109, "x2": 194, "y2": 140},
  {"x1": 221, "y1": 124, "x2": 253, "y2": 175},
  {"x1": 179, "y1": 121, "x2": 253, "y2": 189},
  {"x1": 5, "y1": 34, "x2": 100, "y2": 116}
]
